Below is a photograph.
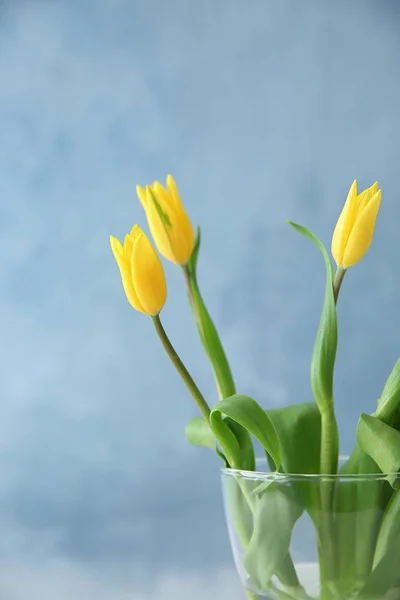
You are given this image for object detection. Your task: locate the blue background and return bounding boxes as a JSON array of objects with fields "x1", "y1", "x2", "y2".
[{"x1": 1, "y1": 0, "x2": 400, "y2": 598}]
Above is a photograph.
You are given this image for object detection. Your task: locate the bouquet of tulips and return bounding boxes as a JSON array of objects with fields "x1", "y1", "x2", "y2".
[{"x1": 110, "y1": 177, "x2": 400, "y2": 600}]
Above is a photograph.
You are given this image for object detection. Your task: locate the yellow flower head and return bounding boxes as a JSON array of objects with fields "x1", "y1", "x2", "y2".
[
  {"x1": 331, "y1": 180, "x2": 382, "y2": 269},
  {"x1": 136, "y1": 175, "x2": 195, "y2": 266},
  {"x1": 110, "y1": 225, "x2": 167, "y2": 316}
]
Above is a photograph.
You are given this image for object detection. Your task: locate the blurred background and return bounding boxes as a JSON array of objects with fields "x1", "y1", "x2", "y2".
[{"x1": 1, "y1": 0, "x2": 400, "y2": 598}]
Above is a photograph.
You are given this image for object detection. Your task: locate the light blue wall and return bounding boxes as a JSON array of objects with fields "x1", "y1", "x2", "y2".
[{"x1": 1, "y1": 0, "x2": 400, "y2": 598}]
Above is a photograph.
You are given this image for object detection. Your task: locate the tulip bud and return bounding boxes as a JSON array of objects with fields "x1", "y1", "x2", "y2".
[
  {"x1": 137, "y1": 175, "x2": 195, "y2": 265},
  {"x1": 110, "y1": 225, "x2": 167, "y2": 316},
  {"x1": 331, "y1": 180, "x2": 382, "y2": 269}
]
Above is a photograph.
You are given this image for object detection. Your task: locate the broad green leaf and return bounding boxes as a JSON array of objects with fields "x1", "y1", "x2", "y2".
[
  {"x1": 185, "y1": 416, "x2": 228, "y2": 463},
  {"x1": 338, "y1": 356, "x2": 400, "y2": 585},
  {"x1": 372, "y1": 491, "x2": 400, "y2": 569},
  {"x1": 221, "y1": 401, "x2": 303, "y2": 597},
  {"x1": 266, "y1": 402, "x2": 321, "y2": 517},
  {"x1": 186, "y1": 227, "x2": 236, "y2": 399},
  {"x1": 288, "y1": 222, "x2": 336, "y2": 414},
  {"x1": 356, "y1": 500, "x2": 400, "y2": 599},
  {"x1": 337, "y1": 448, "x2": 374, "y2": 584},
  {"x1": 357, "y1": 558, "x2": 400, "y2": 600},
  {"x1": 275, "y1": 553, "x2": 303, "y2": 595},
  {"x1": 340, "y1": 362, "x2": 400, "y2": 590},
  {"x1": 337, "y1": 448, "x2": 391, "y2": 588},
  {"x1": 343, "y1": 412, "x2": 400, "y2": 586},
  {"x1": 223, "y1": 470, "x2": 255, "y2": 552},
  {"x1": 185, "y1": 417, "x2": 216, "y2": 451},
  {"x1": 357, "y1": 414, "x2": 400, "y2": 488},
  {"x1": 243, "y1": 484, "x2": 303, "y2": 591},
  {"x1": 209, "y1": 410, "x2": 242, "y2": 469},
  {"x1": 267, "y1": 402, "x2": 321, "y2": 474},
  {"x1": 225, "y1": 418, "x2": 255, "y2": 471},
  {"x1": 186, "y1": 234, "x2": 256, "y2": 471},
  {"x1": 211, "y1": 394, "x2": 281, "y2": 470},
  {"x1": 375, "y1": 357, "x2": 400, "y2": 428},
  {"x1": 288, "y1": 222, "x2": 338, "y2": 474},
  {"x1": 244, "y1": 592, "x2": 259, "y2": 600}
]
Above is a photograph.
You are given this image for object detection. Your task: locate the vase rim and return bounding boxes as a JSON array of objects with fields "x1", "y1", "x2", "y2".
[{"x1": 221, "y1": 456, "x2": 400, "y2": 482}]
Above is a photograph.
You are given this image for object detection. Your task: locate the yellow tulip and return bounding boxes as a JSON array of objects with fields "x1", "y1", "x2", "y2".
[
  {"x1": 110, "y1": 225, "x2": 167, "y2": 316},
  {"x1": 136, "y1": 175, "x2": 195, "y2": 265},
  {"x1": 331, "y1": 180, "x2": 382, "y2": 269}
]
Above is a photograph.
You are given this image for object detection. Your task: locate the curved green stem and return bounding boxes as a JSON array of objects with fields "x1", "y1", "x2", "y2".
[
  {"x1": 318, "y1": 266, "x2": 343, "y2": 476},
  {"x1": 333, "y1": 266, "x2": 346, "y2": 303},
  {"x1": 152, "y1": 314, "x2": 211, "y2": 422},
  {"x1": 320, "y1": 408, "x2": 339, "y2": 476}
]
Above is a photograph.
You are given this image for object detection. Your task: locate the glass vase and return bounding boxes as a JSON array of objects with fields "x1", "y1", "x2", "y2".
[{"x1": 222, "y1": 460, "x2": 400, "y2": 600}]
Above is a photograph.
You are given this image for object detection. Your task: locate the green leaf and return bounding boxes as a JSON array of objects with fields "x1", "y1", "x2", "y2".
[
  {"x1": 339, "y1": 363, "x2": 400, "y2": 591},
  {"x1": 223, "y1": 472, "x2": 254, "y2": 549},
  {"x1": 341, "y1": 414, "x2": 400, "y2": 587},
  {"x1": 225, "y1": 418, "x2": 255, "y2": 471},
  {"x1": 375, "y1": 357, "x2": 400, "y2": 428},
  {"x1": 184, "y1": 413, "x2": 254, "y2": 469},
  {"x1": 357, "y1": 414, "x2": 400, "y2": 488},
  {"x1": 336, "y1": 448, "x2": 380, "y2": 586},
  {"x1": 372, "y1": 491, "x2": 400, "y2": 569},
  {"x1": 185, "y1": 417, "x2": 226, "y2": 463},
  {"x1": 266, "y1": 402, "x2": 321, "y2": 516},
  {"x1": 244, "y1": 593, "x2": 259, "y2": 600},
  {"x1": 185, "y1": 417, "x2": 216, "y2": 451},
  {"x1": 288, "y1": 222, "x2": 337, "y2": 414},
  {"x1": 243, "y1": 484, "x2": 303, "y2": 591},
  {"x1": 211, "y1": 394, "x2": 281, "y2": 470},
  {"x1": 185, "y1": 227, "x2": 236, "y2": 399},
  {"x1": 209, "y1": 410, "x2": 242, "y2": 469},
  {"x1": 357, "y1": 559, "x2": 400, "y2": 599},
  {"x1": 288, "y1": 222, "x2": 338, "y2": 476},
  {"x1": 185, "y1": 417, "x2": 227, "y2": 463},
  {"x1": 337, "y1": 355, "x2": 400, "y2": 588},
  {"x1": 267, "y1": 402, "x2": 321, "y2": 474},
  {"x1": 356, "y1": 500, "x2": 400, "y2": 599}
]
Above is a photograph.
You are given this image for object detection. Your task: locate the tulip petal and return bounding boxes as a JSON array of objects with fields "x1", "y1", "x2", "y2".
[
  {"x1": 123, "y1": 233, "x2": 134, "y2": 261},
  {"x1": 166, "y1": 174, "x2": 182, "y2": 210},
  {"x1": 152, "y1": 182, "x2": 175, "y2": 227},
  {"x1": 331, "y1": 180, "x2": 358, "y2": 266},
  {"x1": 110, "y1": 234, "x2": 145, "y2": 313},
  {"x1": 342, "y1": 189, "x2": 381, "y2": 268},
  {"x1": 138, "y1": 176, "x2": 195, "y2": 265},
  {"x1": 147, "y1": 185, "x2": 193, "y2": 264},
  {"x1": 128, "y1": 224, "x2": 142, "y2": 245},
  {"x1": 356, "y1": 181, "x2": 378, "y2": 214},
  {"x1": 145, "y1": 186, "x2": 177, "y2": 263},
  {"x1": 136, "y1": 185, "x2": 148, "y2": 208},
  {"x1": 175, "y1": 208, "x2": 195, "y2": 261},
  {"x1": 131, "y1": 230, "x2": 167, "y2": 316},
  {"x1": 162, "y1": 177, "x2": 195, "y2": 262},
  {"x1": 110, "y1": 235, "x2": 124, "y2": 264}
]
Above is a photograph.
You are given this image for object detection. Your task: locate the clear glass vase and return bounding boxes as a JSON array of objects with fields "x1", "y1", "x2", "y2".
[{"x1": 222, "y1": 459, "x2": 400, "y2": 600}]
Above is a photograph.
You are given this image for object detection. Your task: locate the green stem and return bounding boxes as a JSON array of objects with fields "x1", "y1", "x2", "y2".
[
  {"x1": 319, "y1": 409, "x2": 339, "y2": 590},
  {"x1": 183, "y1": 266, "x2": 200, "y2": 325},
  {"x1": 320, "y1": 408, "x2": 339, "y2": 475},
  {"x1": 333, "y1": 266, "x2": 346, "y2": 303},
  {"x1": 152, "y1": 315, "x2": 211, "y2": 422}
]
